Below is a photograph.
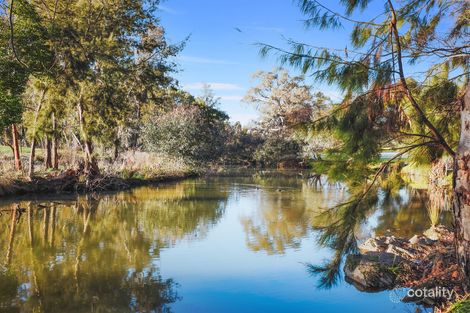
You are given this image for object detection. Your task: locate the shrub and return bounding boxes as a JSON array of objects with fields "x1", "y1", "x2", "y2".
[{"x1": 143, "y1": 104, "x2": 227, "y2": 163}]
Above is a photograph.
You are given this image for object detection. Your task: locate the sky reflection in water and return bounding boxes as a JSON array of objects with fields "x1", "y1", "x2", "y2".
[{"x1": 0, "y1": 172, "x2": 447, "y2": 312}]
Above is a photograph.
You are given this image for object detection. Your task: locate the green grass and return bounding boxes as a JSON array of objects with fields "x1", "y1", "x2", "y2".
[
  {"x1": 0, "y1": 145, "x2": 12, "y2": 154},
  {"x1": 447, "y1": 296, "x2": 470, "y2": 313},
  {"x1": 0, "y1": 145, "x2": 45, "y2": 156}
]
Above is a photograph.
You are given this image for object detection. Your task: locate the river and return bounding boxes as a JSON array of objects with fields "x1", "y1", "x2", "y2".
[{"x1": 0, "y1": 171, "x2": 450, "y2": 312}]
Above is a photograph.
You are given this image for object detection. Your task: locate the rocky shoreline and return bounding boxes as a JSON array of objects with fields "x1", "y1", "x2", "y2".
[{"x1": 344, "y1": 226, "x2": 463, "y2": 308}]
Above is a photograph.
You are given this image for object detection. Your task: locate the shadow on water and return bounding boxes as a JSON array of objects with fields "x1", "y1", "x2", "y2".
[{"x1": 0, "y1": 180, "x2": 229, "y2": 313}]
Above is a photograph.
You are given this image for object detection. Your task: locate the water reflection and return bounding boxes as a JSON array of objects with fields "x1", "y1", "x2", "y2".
[
  {"x1": 0, "y1": 180, "x2": 229, "y2": 312},
  {"x1": 0, "y1": 172, "x2": 449, "y2": 312},
  {"x1": 306, "y1": 171, "x2": 452, "y2": 290}
]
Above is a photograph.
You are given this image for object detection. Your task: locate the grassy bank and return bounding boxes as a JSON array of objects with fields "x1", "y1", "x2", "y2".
[{"x1": 0, "y1": 149, "x2": 200, "y2": 198}]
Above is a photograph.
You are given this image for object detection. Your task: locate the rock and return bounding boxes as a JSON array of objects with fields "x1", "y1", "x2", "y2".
[
  {"x1": 359, "y1": 237, "x2": 387, "y2": 253},
  {"x1": 409, "y1": 235, "x2": 435, "y2": 246},
  {"x1": 345, "y1": 226, "x2": 458, "y2": 305},
  {"x1": 424, "y1": 226, "x2": 440, "y2": 241},
  {"x1": 386, "y1": 244, "x2": 417, "y2": 259},
  {"x1": 360, "y1": 236, "x2": 421, "y2": 261},
  {"x1": 344, "y1": 252, "x2": 403, "y2": 292},
  {"x1": 424, "y1": 225, "x2": 452, "y2": 242}
]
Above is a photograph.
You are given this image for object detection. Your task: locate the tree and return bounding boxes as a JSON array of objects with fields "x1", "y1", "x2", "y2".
[
  {"x1": 3, "y1": 0, "x2": 181, "y2": 177},
  {"x1": 143, "y1": 94, "x2": 229, "y2": 164},
  {"x1": 0, "y1": 0, "x2": 52, "y2": 170},
  {"x1": 260, "y1": 0, "x2": 469, "y2": 285},
  {"x1": 243, "y1": 68, "x2": 334, "y2": 166},
  {"x1": 223, "y1": 122, "x2": 264, "y2": 166}
]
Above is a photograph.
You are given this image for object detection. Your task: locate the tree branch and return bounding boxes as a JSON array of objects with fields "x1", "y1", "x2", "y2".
[
  {"x1": 387, "y1": 0, "x2": 455, "y2": 157},
  {"x1": 8, "y1": 0, "x2": 29, "y2": 68}
]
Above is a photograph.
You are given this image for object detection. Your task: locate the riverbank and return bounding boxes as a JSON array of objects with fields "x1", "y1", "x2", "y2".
[
  {"x1": 0, "y1": 169, "x2": 199, "y2": 198},
  {"x1": 0, "y1": 150, "x2": 205, "y2": 198},
  {"x1": 344, "y1": 226, "x2": 468, "y2": 312}
]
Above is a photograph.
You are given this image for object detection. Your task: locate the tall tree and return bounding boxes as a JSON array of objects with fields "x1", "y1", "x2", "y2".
[
  {"x1": 260, "y1": 0, "x2": 469, "y2": 285},
  {"x1": 1, "y1": 0, "x2": 53, "y2": 171}
]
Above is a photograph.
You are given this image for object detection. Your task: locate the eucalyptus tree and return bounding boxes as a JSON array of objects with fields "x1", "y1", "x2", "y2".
[
  {"x1": 4, "y1": 0, "x2": 181, "y2": 177},
  {"x1": 0, "y1": 0, "x2": 53, "y2": 170},
  {"x1": 122, "y1": 26, "x2": 184, "y2": 151},
  {"x1": 260, "y1": 0, "x2": 469, "y2": 285},
  {"x1": 244, "y1": 68, "x2": 334, "y2": 165}
]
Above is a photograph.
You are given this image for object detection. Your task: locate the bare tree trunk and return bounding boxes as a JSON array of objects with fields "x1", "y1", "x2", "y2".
[
  {"x1": 44, "y1": 137, "x2": 52, "y2": 169},
  {"x1": 77, "y1": 98, "x2": 99, "y2": 177},
  {"x1": 454, "y1": 82, "x2": 470, "y2": 291},
  {"x1": 12, "y1": 124, "x2": 21, "y2": 171},
  {"x1": 52, "y1": 113, "x2": 59, "y2": 169},
  {"x1": 113, "y1": 138, "x2": 119, "y2": 161},
  {"x1": 28, "y1": 89, "x2": 46, "y2": 177},
  {"x1": 28, "y1": 137, "x2": 37, "y2": 177}
]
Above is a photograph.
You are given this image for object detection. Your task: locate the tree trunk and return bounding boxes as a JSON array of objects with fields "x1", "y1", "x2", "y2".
[
  {"x1": 44, "y1": 137, "x2": 52, "y2": 169},
  {"x1": 129, "y1": 102, "x2": 141, "y2": 149},
  {"x1": 28, "y1": 88, "x2": 46, "y2": 177},
  {"x1": 77, "y1": 98, "x2": 99, "y2": 177},
  {"x1": 52, "y1": 112, "x2": 59, "y2": 169},
  {"x1": 113, "y1": 138, "x2": 119, "y2": 161},
  {"x1": 454, "y1": 81, "x2": 470, "y2": 291},
  {"x1": 52, "y1": 138, "x2": 59, "y2": 169},
  {"x1": 28, "y1": 137, "x2": 36, "y2": 178},
  {"x1": 12, "y1": 124, "x2": 21, "y2": 171}
]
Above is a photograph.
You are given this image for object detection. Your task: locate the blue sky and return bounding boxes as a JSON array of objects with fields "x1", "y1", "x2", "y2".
[{"x1": 157, "y1": 0, "x2": 354, "y2": 125}]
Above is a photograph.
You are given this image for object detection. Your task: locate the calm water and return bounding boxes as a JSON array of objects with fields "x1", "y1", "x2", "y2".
[{"x1": 0, "y1": 172, "x2": 448, "y2": 312}]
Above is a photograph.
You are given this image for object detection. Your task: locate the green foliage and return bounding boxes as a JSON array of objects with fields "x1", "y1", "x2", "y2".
[
  {"x1": 223, "y1": 123, "x2": 264, "y2": 166},
  {"x1": 254, "y1": 135, "x2": 302, "y2": 167},
  {"x1": 0, "y1": 93, "x2": 22, "y2": 132},
  {"x1": 243, "y1": 69, "x2": 336, "y2": 167},
  {"x1": 144, "y1": 103, "x2": 228, "y2": 164},
  {"x1": 0, "y1": 0, "x2": 190, "y2": 174},
  {"x1": 447, "y1": 296, "x2": 470, "y2": 313},
  {"x1": 263, "y1": 0, "x2": 468, "y2": 291},
  {"x1": 0, "y1": 0, "x2": 56, "y2": 133}
]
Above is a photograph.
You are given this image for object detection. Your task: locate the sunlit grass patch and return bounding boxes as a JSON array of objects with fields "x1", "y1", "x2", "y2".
[{"x1": 446, "y1": 295, "x2": 470, "y2": 313}]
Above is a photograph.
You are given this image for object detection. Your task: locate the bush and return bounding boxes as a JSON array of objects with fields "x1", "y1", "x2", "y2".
[
  {"x1": 143, "y1": 104, "x2": 228, "y2": 163},
  {"x1": 222, "y1": 123, "x2": 263, "y2": 166},
  {"x1": 254, "y1": 134, "x2": 302, "y2": 167}
]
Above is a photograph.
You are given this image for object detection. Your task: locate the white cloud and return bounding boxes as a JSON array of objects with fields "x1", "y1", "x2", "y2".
[
  {"x1": 178, "y1": 55, "x2": 239, "y2": 65},
  {"x1": 184, "y1": 82, "x2": 243, "y2": 91}
]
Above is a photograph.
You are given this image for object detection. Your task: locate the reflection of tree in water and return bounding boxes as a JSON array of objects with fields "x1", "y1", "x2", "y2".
[
  {"x1": 373, "y1": 189, "x2": 428, "y2": 238},
  {"x1": 0, "y1": 180, "x2": 228, "y2": 312},
  {"x1": 241, "y1": 171, "x2": 347, "y2": 255},
  {"x1": 113, "y1": 181, "x2": 228, "y2": 246},
  {"x1": 241, "y1": 193, "x2": 308, "y2": 255},
  {"x1": 239, "y1": 172, "x2": 309, "y2": 255},
  {"x1": 307, "y1": 172, "x2": 451, "y2": 288},
  {"x1": 309, "y1": 189, "x2": 380, "y2": 287}
]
